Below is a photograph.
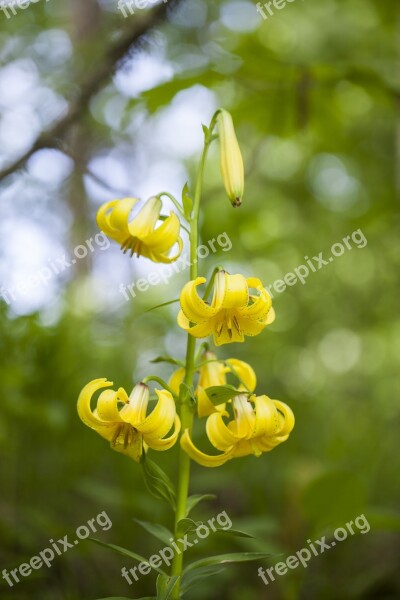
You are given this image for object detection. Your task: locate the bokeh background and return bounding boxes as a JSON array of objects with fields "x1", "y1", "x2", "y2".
[{"x1": 1, "y1": 0, "x2": 399, "y2": 598}]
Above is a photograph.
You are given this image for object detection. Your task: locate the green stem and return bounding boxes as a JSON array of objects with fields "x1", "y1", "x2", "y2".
[
  {"x1": 141, "y1": 375, "x2": 177, "y2": 398},
  {"x1": 170, "y1": 117, "x2": 218, "y2": 597}
]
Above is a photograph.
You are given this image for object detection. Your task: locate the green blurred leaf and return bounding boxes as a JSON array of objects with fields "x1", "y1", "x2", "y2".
[
  {"x1": 134, "y1": 519, "x2": 173, "y2": 546},
  {"x1": 89, "y1": 539, "x2": 166, "y2": 576},
  {"x1": 141, "y1": 455, "x2": 176, "y2": 510},
  {"x1": 183, "y1": 552, "x2": 271, "y2": 575},
  {"x1": 176, "y1": 517, "x2": 199, "y2": 537},
  {"x1": 181, "y1": 566, "x2": 224, "y2": 595},
  {"x1": 151, "y1": 355, "x2": 184, "y2": 367},
  {"x1": 186, "y1": 494, "x2": 217, "y2": 517},
  {"x1": 205, "y1": 385, "x2": 247, "y2": 405}
]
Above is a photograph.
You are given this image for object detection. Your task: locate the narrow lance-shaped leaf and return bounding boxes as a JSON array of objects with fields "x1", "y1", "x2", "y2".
[{"x1": 156, "y1": 574, "x2": 180, "y2": 600}]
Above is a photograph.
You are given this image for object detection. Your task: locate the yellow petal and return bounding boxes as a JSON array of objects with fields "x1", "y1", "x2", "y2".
[
  {"x1": 168, "y1": 367, "x2": 186, "y2": 395},
  {"x1": 96, "y1": 388, "x2": 123, "y2": 422},
  {"x1": 146, "y1": 236, "x2": 183, "y2": 263},
  {"x1": 252, "y1": 395, "x2": 281, "y2": 438},
  {"x1": 77, "y1": 378, "x2": 114, "y2": 431},
  {"x1": 236, "y1": 317, "x2": 268, "y2": 337},
  {"x1": 109, "y1": 197, "x2": 138, "y2": 231},
  {"x1": 212, "y1": 272, "x2": 248, "y2": 309},
  {"x1": 135, "y1": 389, "x2": 176, "y2": 440},
  {"x1": 177, "y1": 310, "x2": 216, "y2": 339},
  {"x1": 179, "y1": 278, "x2": 219, "y2": 323},
  {"x1": 180, "y1": 429, "x2": 233, "y2": 467},
  {"x1": 225, "y1": 358, "x2": 256, "y2": 392},
  {"x1": 231, "y1": 395, "x2": 256, "y2": 438},
  {"x1": 273, "y1": 400, "x2": 295, "y2": 436},
  {"x1": 206, "y1": 411, "x2": 239, "y2": 450},
  {"x1": 120, "y1": 383, "x2": 150, "y2": 425},
  {"x1": 142, "y1": 212, "x2": 181, "y2": 253},
  {"x1": 128, "y1": 196, "x2": 161, "y2": 238},
  {"x1": 237, "y1": 277, "x2": 272, "y2": 321},
  {"x1": 213, "y1": 319, "x2": 245, "y2": 346},
  {"x1": 197, "y1": 386, "x2": 226, "y2": 417},
  {"x1": 145, "y1": 416, "x2": 181, "y2": 451}
]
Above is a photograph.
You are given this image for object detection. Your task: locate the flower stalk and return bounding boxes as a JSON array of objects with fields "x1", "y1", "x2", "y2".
[{"x1": 169, "y1": 115, "x2": 218, "y2": 596}]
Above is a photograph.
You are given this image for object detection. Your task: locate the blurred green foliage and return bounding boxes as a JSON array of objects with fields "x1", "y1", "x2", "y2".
[{"x1": 1, "y1": 0, "x2": 400, "y2": 599}]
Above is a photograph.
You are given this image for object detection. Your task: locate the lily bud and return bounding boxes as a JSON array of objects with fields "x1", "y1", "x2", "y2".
[{"x1": 217, "y1": 109, "x2": 244, "y2": 207}]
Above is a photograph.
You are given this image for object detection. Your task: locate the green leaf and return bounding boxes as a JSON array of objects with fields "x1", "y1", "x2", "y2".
[
  {"x1": 181, "y1": 182, "x2": 193, "y2": 220},
  {"x1": 151, "y1": 355, "x2": 184, "y2": 367},
  {"x1": 89, "y1": 539, "x2": 166, "y2": 576},
  {"x1": 183, "y1": 552, "x2": 271, "y2": 575},
  {"x1": 140, "y1": 455, "x2": 176, "y2": 510},
  {"x1": 201, "y1": 124, "x2": 209, "y2": 137},
  {"x1": 186, "y1": 494, "x2": 216, "y2": 516},
  {"x1": 214, "y1": 528, "x2": 255, "y2": 539},
  {"x1": 181, "y1": 566, "x2": 224, "y2": 595},
  {"x1": 156, "y1": 574, "x2": 180, "y2": 600},
  {"x1": 176, "y1": 518, "x2": 199, "y2": 537},
  {"x1": 144, "y1": 299, "x2": 180, "y2": 314},
  {"x1": 134, "y1": 519, "x2": 173, "y2": 546},
  {"x1": 205, "y1": 385, "x2": 247, "y2": 405}
]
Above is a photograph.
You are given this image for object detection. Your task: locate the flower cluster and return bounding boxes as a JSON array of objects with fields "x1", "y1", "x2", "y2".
[{"x1": 77, "y1": 109, "x2": 294, "y2": 467}]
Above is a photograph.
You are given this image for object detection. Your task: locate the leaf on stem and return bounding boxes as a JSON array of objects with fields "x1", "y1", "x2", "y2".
[
  {"x1": 151, "y1": 356, "x2": 185, "y2": 367},
  {"x1": 205, "y1": 385, "x2": 249, "y2": 405},
  {"x1": 144, "y1": 299, "x2": 180, "y2": 314},
  {"x1": 140, "y1": 455, "x2": 176, "y2": 510},
  {"x1": 134, "y1": 519, "x2": 173, "y2": 546},
  {"x1": 183, "y1": 551, "x2": 272, "y2": 575},
  {"x1": 185, "y1": 494, "x2": 216, "y2": 517},
  {"x1": 89, "y1": 539, "x2": 166, "y2": 576}
]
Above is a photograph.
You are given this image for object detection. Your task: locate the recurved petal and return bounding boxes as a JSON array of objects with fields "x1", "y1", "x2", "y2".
[
  {"x1": 206, "y1": 411, "x2": 239, "y2": 451},
  {"x1": 109, "y1": 197, "x2": 139, "y2": 231},
  {"x1": 96, "y1": 388, "x2": 124, "y2": 423},
  {"x1": 180, "y1": 278, "x2": 219, "y2": 323},
  {"x1": 135, "y1": 389, "x2": 176, "y2": 439},
  {"x1": 178, "y1": 310, "x2": 216, "y2": 338},
  {"x1": 212, "y1": 272, "x2": 249, "y2": 310},
  {"x1": 146, "y1": 236, "x2": 183, "y2": 263},
  {"x1": 273, "y1": 400, "x2": 295, "y2": 436},
  {"x1": 236, "y1": 317, "x2": 268, "y2": 337},
  {"x1": 77, "y1": 378, "x2": 114, "y2": 431},
  {"x1": 180, "y1": 430, "x2": 233, "y2": 467},
  {"x1": 252, "y1": 395, "x2": 281, "y2": 438},
  {"x1": 128, "y1": 196, "x2": 162, "y2": 238},
  {"x1": 238, "y1": 279, "x2": 272, "y2": 321},
  {"x1": 145, "y1": 415, "x2": 181, "y2": 450},
  {"x1": 225, "y1": 358, "x2": 257, "y2": 392},
  {"x1": 168, "y1": 367, "x2": 186, "y2": 395},
  {"x1": 142, "y1": 212, "x2": 181, "y2": 253}
]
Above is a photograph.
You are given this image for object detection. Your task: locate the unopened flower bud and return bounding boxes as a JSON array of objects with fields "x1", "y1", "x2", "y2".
[{"x1": 217, "y1": 109, "x2": 244, "y2": 207}]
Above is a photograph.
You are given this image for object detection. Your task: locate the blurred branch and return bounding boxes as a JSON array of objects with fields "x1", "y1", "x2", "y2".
[{"x1": 0, "y1": 0, "x2": 183, "y2": 184}]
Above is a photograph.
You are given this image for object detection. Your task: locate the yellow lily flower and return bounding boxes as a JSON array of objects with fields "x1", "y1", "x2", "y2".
[
  {"x1": 168, "y1": 352, "x2": 257, "y2": 417},
  {"x1": 97, "y1": 196, "x2": 183, "y2": 263},
  {"x1": 177, "y1": 270, "x2": 275, "y2": 346},
  {"x1": 77, "y1": 379, "x2": 181, "y2": 461},
  {"x1": 181, "y1": 394, "x2": 294, "y2": 467}
]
